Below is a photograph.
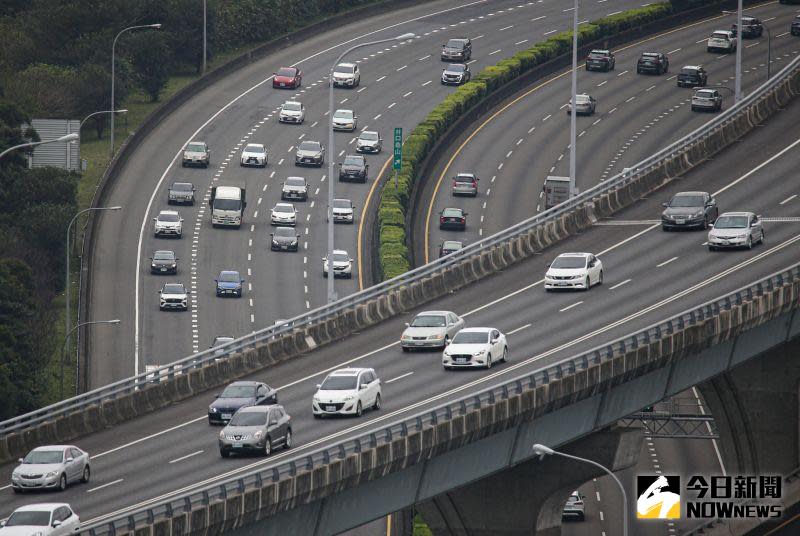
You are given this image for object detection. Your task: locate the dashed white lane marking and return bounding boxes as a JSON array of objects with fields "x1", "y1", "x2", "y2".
[
  {"x1": 668, "y1": 47, "x2": 681, "y2": 54},
  {"x1": 374, "y1": 113, "x2": 382, "y2": 120},
  {"x1": 617, "y1": 69, "x2": 629, "y2": 76},
  {"x1": 597, "y1": 80, "x2": 607, "y2": 87},
  {"x1": 600, "y1": 511, "x2": 605, "y2": 521},
  {"x1": 498, "y1": 25, "x2": 514, "y2": 31},
  {"x1": 596, "y1": 491, "x2": 601, "y2": 502},
  {"x1": 489, "y1": 49, "x2": 502, "y2": 55},
  {"x1": 169, "y1": 450, "x2": 204, "y2": 464},
  {"x1": 507, "y1": 323, "x2": 531, "y2": 335},
  {"x1": 531, "y1": 15, "x2": 546, "y2": 22},
  {"x1": 515, "y1": 39, "x2": 528, "y2": 45},
  {"x1": 418, "y1": 54, "x2": 431, "y2": 61},
  {"x1": 779, "y1": 194, "x2": 797, "y2": 205},
  {"x1": 386, "y1": 371, "x2": 414, "y2": 383},
  {"x1": 250, "y1": 314, "x2": 255, "y2": 323},
  {"x1": 559, "y1": 301, "x2": 584, "y2": 312},
  {"x1": 544, "y1": 29, "x2": 557, "y2": 35},
  {"x1": 542, "y1": 114, "x2": 552, "y2": 121},
  {"x1": 403, "y1": 91, "x2": 413, "y2": 97},
  {"x1": 422, "y1": 80, "x2": 433, "y2": 86},
  {"x1": 88, "y1": 479, "x2": 124, "y2": 493},
  {"x1": 396, "y1": 65, "x2": 407, "y2": 71},
  {"x1": 609, "y1": 279, "x2": 631, "y2": 290},
  {"x1": 656, "y1": 256, "x2": 678, "y2": 268}
]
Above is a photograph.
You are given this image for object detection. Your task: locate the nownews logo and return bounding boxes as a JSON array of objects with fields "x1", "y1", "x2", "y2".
[{"x1": 636, "y1": 474, "x2": 783, "y2": 521}]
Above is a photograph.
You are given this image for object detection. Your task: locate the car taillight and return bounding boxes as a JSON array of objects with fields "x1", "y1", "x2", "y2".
[
  {"x1": 471, "y1": 180, "x2": 477, "y2": 187},
  {"x1": 440, "y1": 216, "x2": 445, "y2": 223},
  {"x1": 452, "y1": 180, "x2": 457, "y2": 187},
  {"x1": 460, "y1": 217, "x2": 466, "y2": 222}
]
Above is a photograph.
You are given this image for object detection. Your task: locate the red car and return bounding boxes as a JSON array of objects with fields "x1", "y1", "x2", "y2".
[{"x1": 273, "y1": 67, "x2": 302, "y2": 89}]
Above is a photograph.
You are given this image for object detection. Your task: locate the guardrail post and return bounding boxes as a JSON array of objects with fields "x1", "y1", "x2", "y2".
[
  {"x1": 370, "y1": 433, "x2": 378, "y2": 448},
  {"x1": 184, "y1": 497, "x2": 192, "y2": 512},
  {"x1": 272, "y1": 467, "x2": 280, "y2": 482},
  {"x1": 219, "y1": 484, "x2": 227, "y2": 499},
  {"x1": 289, "y1": 461, "x2": 298, "y2": 476},
  {"x1": 354, "y1": 438, "x2": 362, "y2": 453},
  {"x1": 202, "y1": 490, "x2": 210, "y2": 505},
  {"x1": 146, "y1": 508, "x2": 155, "y2": 524},
  {"x1": 338, "y1": 444, "x2": 346, "y2": 460},
  {"x1": 306, "y1": 455, "x2": 314, "y2": 471}
]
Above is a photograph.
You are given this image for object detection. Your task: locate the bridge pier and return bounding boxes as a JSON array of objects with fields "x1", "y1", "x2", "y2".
[{"x1": 415, "y1": 428, "x2": 642, "y2": 536}]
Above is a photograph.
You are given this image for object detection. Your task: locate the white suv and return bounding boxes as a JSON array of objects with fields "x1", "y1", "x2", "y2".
[
  {"x1": 707, "y1": 30, "x2": 736, "y2": 53},
  {"x1": 332, "y1": 62, "x2": 361, "y2": 87},
  {"x1": 313, "y1": 368, "x2": 381, "y2": 417},
  {"x1": 323, "y1": 249, "x2": 353, "y2": 278},
  {"x1": 153, "y1": 210, "x2": 183, "y2": 238}
]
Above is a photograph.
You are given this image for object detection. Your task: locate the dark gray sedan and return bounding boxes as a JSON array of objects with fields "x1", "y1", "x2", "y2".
[
  {"x1": 661, "y1": 191, "x2": 718, "y2": 230},
  {"x1": 208, "y1": 381, "x2": 278, "y2": 425},
  {"x1": 218, "y1": 405, "x2": 292, "y2": 457},
  {"x1": 150, "y1": 250, "x2": 178, "y2": 274},
  {"x1": 271, "y1": 227, "x2": 299, "y2": 251},
  {"x1": 168, "y1": 182, "x2": 195, "y2": 205}
]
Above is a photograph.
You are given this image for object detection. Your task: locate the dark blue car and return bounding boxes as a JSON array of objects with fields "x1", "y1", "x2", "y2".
[
  {"x1": 208, "y1": 381, "x2": 278, "y2": 424},
  {"x1": 215, "y1": 270, "x2": 244, "y2": 297}
]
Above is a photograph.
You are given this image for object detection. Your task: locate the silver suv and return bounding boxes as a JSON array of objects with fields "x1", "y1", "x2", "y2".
[
  {"x1": 562, "y1": 491, "x2": 586, "y2": 521},
  {"x1": 452, "y1": 173, "x2": 478, "y2": 197},
  {"x1": 218, "y1": 405, "x2": 292, "y2": 457},
  {"x1": 281, "y1": 176, "x2": 308, "y2": 201},
  {"x1": 182, "y1": 141, "x2": 210, "y2": 168}
]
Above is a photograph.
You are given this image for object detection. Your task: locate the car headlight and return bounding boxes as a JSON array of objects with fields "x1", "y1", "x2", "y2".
[
  {"x1": 343, "y1": 395, "x2": 355, "y2": 401},
  {"x1": 693, "y1": 212, "x2": 704, "y2": 218},
  {"x1": 254, "y1": 431, "x2": 263, "y2": 439},
  {"x1": 313, "y1": 396, "x2": 320, "y2": 402},
  {"x1": 210, "y1": 407, "x2": 217, "y2": 413},
  {"x1": 219, "y1": 431, "x2": 225, "y2": 439},
  {"x1": 474, "y1": 350, "x2": 485, "y2": 356},
  {"x1": 45, "y1": 471, "x2": 58, "y2": 478},
  {"x1": 171, "y1": 263, "x2": 177, "y2": 268},
  {"x1": 428, "y1": 334, "x2": 445, "y2": 340}
]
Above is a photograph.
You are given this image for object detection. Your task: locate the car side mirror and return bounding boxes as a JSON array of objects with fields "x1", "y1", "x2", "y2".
[
  {"x1": 316, "y1": 384, "x2": 321, "y2": 389},
  {"x1": 360, "y1": 384, "x2": 369, "y2": 390},
  {"x1": 661, "y1": 202, "x2": 669, "y2": 208},
  {"x1": 750, "y1": 222, "x2": 757, "y2": 227},
  {"x1": 180, "y1": 218, "x2": 185, "y2": 222},
  {"x1": 404, "y1": 322, "x2": 410, "y2": 327},
  {"x1": 66, "y1": 457, "x2": 74, "y2": 463},
  {"x1": 241, "y1": 279, "x2": 245, "y2": 283},
  {"x1": 491, "y1": 337, "x2": 498, "y2": 343},
  {"x1": 0, "y1": 520, "x2": 5, "y2": 527},
  {"x1": 17, "y1": 458, "x2": 23, "y2": 463},
  {"x1": 708, "y1": 223, "x2": 714, "y2": 228},
  {"x1": 214, "y1": 394, "x2": 219, "y2": 398},
  {"x1": 153, "y1": 217, "x2": 157, "y2": 221},
  {"x1": 214, "y1": 279, "x2": 218, "y2": 283},
  {"x1": 52, "y1": 520, "x2": 62, "y2": 528},
  {"x1": 463, "y1": 212, "x2": 469, "y2": 216},
  {"x1": 149, "y1": 257, "x2": 153, "y2": 260}
]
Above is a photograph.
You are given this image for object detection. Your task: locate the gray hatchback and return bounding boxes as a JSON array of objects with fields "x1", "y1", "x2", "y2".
[
  {"x1": 451, "y1": 173, "x2": 478, "y2": 197},
  {"x1": 218, "y1": 405, "x2": 292, "y2": 457}
]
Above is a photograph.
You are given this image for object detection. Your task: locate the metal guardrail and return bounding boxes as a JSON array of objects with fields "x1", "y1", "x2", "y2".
[
  {"x1": 83, "y1": 257, "x2": 800, "y2": 533},
  {"x1": 2, "y1": 51, "x2": 798, "y2": 439}
]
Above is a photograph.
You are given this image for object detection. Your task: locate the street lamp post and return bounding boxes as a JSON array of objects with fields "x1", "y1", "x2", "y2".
[
  {"x1": 65, "y1": 206, "x2": 122, "y2": 366},
  {"x1": 79, "y1": 109, "x2": 128, "y2": 132},
  {"x1": 110, "y1": 23, "x2": 161, "y2": 159},
  {"x1": 61, "y1": 320, "x2": 120, "y2": 398},
  {"x1": 735, "y1": 0, "x2": 743, "y2": 102},
  {"x1": 0, "y1": 133, "x2": 79, "y2": 161},
  {"x1": 764, "y1": 24, "x2": 771, "y2": 80},
  {"x1": 325, "y1": 32, "x2": 415, "y2": 304},
  {"x1": 568, "y1": 0, "x2": 579, "y2": 197},
  {"x1": 202, "y1": 0, "x2": 207, "y2": 75},
  {"x1": 532, "y1": 444, "x2": 628, "y2": 536}
]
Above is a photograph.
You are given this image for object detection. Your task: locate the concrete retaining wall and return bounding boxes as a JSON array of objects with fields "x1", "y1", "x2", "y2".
[{"x1": 85, "y1": 273, "x2": 800, "y2": 535}]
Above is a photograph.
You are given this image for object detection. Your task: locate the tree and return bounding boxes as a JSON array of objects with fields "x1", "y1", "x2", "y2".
[{"x1": 128, "y1": 32, "x2": 172, "y2": 102}]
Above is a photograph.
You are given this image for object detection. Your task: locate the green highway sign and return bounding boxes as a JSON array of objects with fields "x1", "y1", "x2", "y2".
[{"x1": 393, "y1": 127, "x2": 402, "y2": 171}]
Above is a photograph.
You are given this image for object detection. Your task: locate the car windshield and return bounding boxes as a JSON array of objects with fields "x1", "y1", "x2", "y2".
[
  {"x1": 213, "y1": 199, "x2": 241, "y2": 211},
  {"x1": 320, "y1": 376, "x2": 357, "y2": 390},
  {"x1": 186, "y1": 143, "x2": 205, "y2": 152},
  {"x1": 332, "y1": 253, "x2": 350, "y2": 263},
  {"x1": 5, "y1": 511, "x2": 51, "y2": 526},
  {"x1": 335, "y1": 64, "x2": 355, "y2": 73},
  {"x1": 360, "y1": 132, "x2": 379, "y2": 141},
  {"x1": 172, "y1": 183, "x2": 192, "y2": 191},
  {"x1": 213, "y1": 337, "x2": 234, "y2": 346},
  {"x1": 669, "y1": 195, "x2": 704, "y2": 207},
  {"x1": 680, "y1": 67, "x2": 699, "y2": 75},
  {"x1": 245, "y1": 144, "x2": 265, "y2": 153},
  {"x1": 442, "y1": 208, "x2": 462, "y2": 217},
  {"x1": 285, "y1": 177, "x2": 305, "y2": 186},
  {"x1": 452, "y1": 331, "x2": 489, "y2": 344},
  {"x1": 274, "y1": 204, "x2": 293, "y2": 213},
  {"x1": 589, "y1": 51, "x2": 608, "y2": 58},
  {"x1": 221, "y1": 385, "x2": 255, "y2": 398},
  {"x1": 714, "y1": 215, "x2": 749, "y2": 229},
  {"x1": 447, "y1": 64, "x2": 466, "y2": 72},
  {"x1": 163, "y1": 284, "x2": 185, "y2": 294},
  {"x1": 410, "y1": 315, "x2": 447, "y2": 327},
  {"x1": 551, "y1": 256, "x2": 587, "y2": 269},
  {"x1": 343, "y1": 156, "x2": 363, "y2": 166},
  {"x1": 153, "y1": 251, "x2": 174, "y2": 261},
  {"x1": 334, "y1": 110, "x2": 353, "y2": 119},
  {"x1": 159, "y1": 213, "x2": 180, "y2": 222},
  {"x1": 446, "y1": 39, "x2": 464, "y2": 48},
  {"x1": 283, "y1": 102, "x2": 302, "y2": 111},
  {"x1": 23, "y1": 450, "x2": 63, "y2": 464},
  {"x1": 277, "y1": 67, "x2": 296, "y2": 77},
  {"x1": 333, "y1": 199, "x2": 351, "y2": 209},
  {"x1": 275, "y1": 227, "x2": 296, "y2": 238},
  {"x1": 229, "y1": 411, "x2": 267, "y2": 426},
  {"x1": 298, "y1": 141, "x2": 320, "y2": 151},
  {"x1": 219, "y1": 272, "x2": 239, "y2": 282}
]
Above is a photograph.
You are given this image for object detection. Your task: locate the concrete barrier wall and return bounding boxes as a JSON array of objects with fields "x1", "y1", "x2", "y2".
[{"x1": 85, "y1": 274, "x2": 800, "y2": 535}]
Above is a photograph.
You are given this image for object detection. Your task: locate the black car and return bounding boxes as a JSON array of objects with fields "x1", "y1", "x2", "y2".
[
  {"x1": 661, "y1": 191, "x2": 718, "y2": 230},
  {"x1": 441, "y1": 63, "x2": 471, "y2": 85},
  {"x1": 637, "y1": 52, "x2": 669, "y2": 75},
  {"x1": 441, "y1": 38, "x2": 472, "y2": 61},
  {"x1": 439, "y1": 240, "x2": 464, "y2": 258},
  {"x1": 677, "y1": 65, "x2": 708, "y2": 87},
  {"x1": 585, "y1": 49, "x2": 615, "y2": 72},
  {"x1": 791, "y1": 16, "x2": 800, "y2": 36},
  {"x1": 439, "y1": 207, "x2": 467, "y2": 231},
  {"x1": 271, "y1": 227, "x2": 299, "y2": 252},
  {"x1": 732, "y1": 17, "x2": 763, "y2": 38},
  {"x1": 208, "y1": 381, "x2": 278, "y2": 425},
  {"x1": 339, "y1": 154, "x2": 368, "y2": 183},
  {"x1": 168, "y1": 182, "x2": 196, "y2": 205},
  {"x1": 150, "y1": 250, "x2": 178, "y2": 274}
]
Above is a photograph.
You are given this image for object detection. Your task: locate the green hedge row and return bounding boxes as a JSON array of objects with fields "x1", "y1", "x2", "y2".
[{"x1": 376, "y1": 3, "x2": 675, "y2": 280}]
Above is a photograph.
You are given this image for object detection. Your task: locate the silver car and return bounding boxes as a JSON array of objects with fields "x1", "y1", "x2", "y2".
[
  {"x1": 401, "y1": 310, "x2": 464, "y2": 351},
  {"x1": 708, "y1": 212, "x2": 764, "y2": 250},
  {"x1": 11, "y1": 445, "x2": 90, "y2": 492},
  {"x1": 567, "y1": 94, "x2": 596, "y2": 115},
  {"x1": 452, "y1": 172, "x2": 478, "y2": 197},
  {"x1": 218, "y1": 405, "x2": 292, "y2": 457},
  {"x1": 331, "y1": 198, "x2": 355, "y2": 223},
  {"x1": 562, "y1": 491, "x2": 586, "y2": 521},
  {"x1": 691, "y1": 89, "x2": 723, "y2": 112},
  {"x1": 295, "y1": 140, "x2": 325, "y2": 167},
  {"x1": 356, "y1": 131, "x2": 382, "y2": 153},
  {"x1": 332, "y1": 109, "x2": 357, "y2": 131},
  {"x1": 182, "y1": 140, "x2": 210, "y2": 167}
]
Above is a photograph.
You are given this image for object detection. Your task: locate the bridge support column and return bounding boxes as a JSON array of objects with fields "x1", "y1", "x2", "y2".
[{"x1": 415, "y1": 428, "x2": 642, "y2": 536}]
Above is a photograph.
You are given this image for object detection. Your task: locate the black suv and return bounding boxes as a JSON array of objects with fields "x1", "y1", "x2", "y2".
[
  {"x1": 585, "y1": 49, "x2": 615, "y2": 72},
  {"x1": 677, "y1": 65, "x2": 708, "y2": 87},
  {"x1": 732, "y1": 17, "x2": 763, "y2": 38},
  {"x1": 791, "y1": 15, "x2": 800, "y2": 36},
  {"x1": 441, "y1": 38, "x2": 472, "y2": 61},
  {"x1": 338, "y1": 154, "x2": 368, "y2": 183},
  {"x1": 636, "y1": 52, "x2": 669, "y2": 75}
]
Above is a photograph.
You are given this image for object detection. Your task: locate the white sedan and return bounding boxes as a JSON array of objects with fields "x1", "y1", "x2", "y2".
[
  {"x1": 442, "y1": 328, "x2": 508, "y2": 369},
  {"x1": 240, "y1": 143, "x2": 268, "y2": 167},
  {"x1": 279, "y1": 101, "x2": 305, "y2": 123},
  {"x1": 544, "y1": 252, "x2": 603, "y2": 291},
  {"x1": 332, "y1": 109, "x2": 357, "y2": 131},
  {"x1": 270, "y1": 202, "x2": 297, "y2": 226},
  {"x1": 312, "y1": 368, "x2": 380, "y2": 417}
]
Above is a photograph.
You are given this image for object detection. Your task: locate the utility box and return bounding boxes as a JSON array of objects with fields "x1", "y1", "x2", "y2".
[
  {"x1": 543, "y1": 176, "x2": 571, "y2": 209},
  {"x1": 24, "y1": 119, "x2": 80, "y2": 171}
]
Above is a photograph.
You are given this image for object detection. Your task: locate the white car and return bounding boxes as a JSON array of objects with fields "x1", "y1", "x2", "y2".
[
  {"x1": 567, "y1": 94, "x2": 596, "y2": 115},
  {"x1": 401, "y1": 310, "x2": 464, "y2": 351},
  {"x1": 442, "y1": 327, "x2": 508, "y2": 369},
  {"x1": 544, "y1": 252, "x2": 603, "y2": 291},
  {"x1": 707, "y1": 30, "x2": 737, "y2": 52},
  {"x1": 153, "y1": 210, "x2": 183, "y2": 238},
  {"x1": 323, "y1": 249, "x2": 353, "y2": 278},
  {"x1": 0, "y1": 503, "x2": 80, "y2": 535},
  {"x1": 331, "y1": 198, "x2": 355, "y2": 223},
  {"x1": 312, "y1": 368, "x2": 380, "y2": 417},
  {"x1": 270, "y1": 202, "x2": 297, "y2": 226},
  {"x1": 159, "y1": 283, "x2": 189, "y2": 311},
  {"x1": 356, "y1": 131, "x2": 382, "y2": 154},
  {"x1": 11, "y1": 445, "x2": 90, "y2": 492},
  {"x1": 279, "y1": 101, "x2": 305, "y2": 124},
  {"x1": 691, "y1": 89, "x2": 723, "y2": 112},
  {"x1": 240, "y1": 143, "x2": 268, "y2": 167},
  {"x1": 332, "y1": 62, "x2": 361, "y2": 87},
  {"x1": 332, "y1": 109, "x2": 357, "y2": 131},
  {"x1": 707, "y1": 212, "x2": 764, "y2": 250}
]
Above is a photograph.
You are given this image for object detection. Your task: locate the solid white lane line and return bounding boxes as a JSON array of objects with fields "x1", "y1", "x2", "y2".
[
  {"x1": 169, "y1": 450, "x2": 204, "y2": 464},
  {"x1": 609, "y1": 279, "x2": 631, "y2": 290},
  {"x1": 692, "y1": 386, "x2": 726, "y2": 476},
  {"x1": 87, "y1": 479, "x2": 124, "y2": 493},
  {"x1": 507, "y1": 323, "x2": 531, "y2": 335},
  {"x1": 779, "y1": 194, "x2": 797, "y2": 205},
  {"x1": 559, "y1": 301, "x2": 583, "y2": 312},
  {"x1": 656, "y1": 256, "x2": 678, "y2": 268},
  {"x1": 386, "y1": 372, "x2": 414, "y2": 384}
]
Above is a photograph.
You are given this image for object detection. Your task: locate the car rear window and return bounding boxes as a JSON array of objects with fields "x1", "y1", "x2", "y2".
[
  {"x1": 680, "y1": 67, "x2": 698, "y2": 75},
  {"x1": 277, "y1": 67, "x2": 296, "y2": 77},
  {"x1": 442, "y1": 208, "x2": 463, "y2": 217},
  {"x1": 285, "y1": 177, "x2": 305, "y2": 186}
]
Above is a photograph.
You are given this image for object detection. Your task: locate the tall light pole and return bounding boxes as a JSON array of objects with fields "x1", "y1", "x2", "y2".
[
  {"x1": 65, "y1": 206, "x2": 122, "y2": 362},
  {"x1": 326, "y1": 32, "x2": 415, "y2": 304},
  {"x1": 61, "y1": 319, "x2": 120, "y2": 398},
  {"x1": 0, "y1": 133, "x2": 79, "y2": 161},
  {"x1": 202, "y1": 0, "x2": 207, "y2": 75},
  {"x1": 110, "y1": 23, "x2": 162, "y2": 159},
  {"x1": 533, "y1": 444, "x2": 628, "y2": 536},
  {"x1": 735, "y1": 1, "x2": 743, "y2": 102},
  {"x1": 79, "y1": 109, "x2": 128, "y2": 132},
  {"x1": 568, "y1": 0, "x2": 579, "y2": 197}
]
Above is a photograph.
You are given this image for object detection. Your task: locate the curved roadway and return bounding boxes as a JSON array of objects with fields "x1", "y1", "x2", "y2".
[{"x1": 4, "y1": 89, "x2": 800, "y2": 529}]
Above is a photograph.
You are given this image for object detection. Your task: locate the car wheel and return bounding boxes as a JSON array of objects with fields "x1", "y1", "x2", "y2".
[
  {"x1": 746, "y1": 236, "x2": 753, "y2": 249},
  {"x1": 59, "y1": 473, "x2": 67, "y2": 491},
  {"x1": 220, "y1": 448, "x2": 229, "y2": 458},
  {"x1": 597, "y1": 270, "x2": 603, "y2": 285},
  {"x1": 81, "y1": 465, "x2": 91, "y2": 483},
  {"x1": 284, "y1": 429, "x2": 293, "y2": 450},
  {"x1": 12, "y1": 487, "x2": 21, "y2": 493},
  {"x1": 373, "y1": 393, "x2": 381, "y2": 410},
  {"x1": 584, "y1": 276, "x2": 591, "y2": 290},
  {"x1": 355, "y1": 401, "x2": 363, "y2": 417},
  {"x1": 486, "y1": 353, "x2": 493, "y2": 369},
  {"x1": 708, "y1": 245, "x2": 716, "y2": 251},
  {"x1": 442, "y1": 335, "x2": 450, "y2": 349},
  {"x1": 264, "y1": 438, "x2": 273, "y2": 456},
  {"x1": 760, "y1": 230, "x2": 765, "y2": 244},
  {"x1": 502, "y1": 347, "x2": 508, "y2": 363}
]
